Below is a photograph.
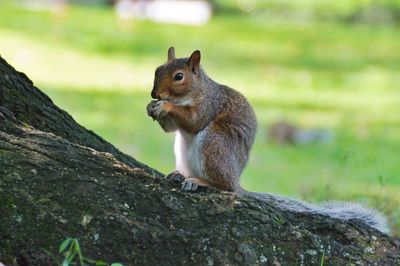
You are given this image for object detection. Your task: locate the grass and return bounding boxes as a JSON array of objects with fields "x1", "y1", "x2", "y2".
[
  {"x1": 55, "y1": 237, "x2": 123, "y2": 265},
  {"x1": 0, "y1": 3, "x2": 399, "y2": 235}
]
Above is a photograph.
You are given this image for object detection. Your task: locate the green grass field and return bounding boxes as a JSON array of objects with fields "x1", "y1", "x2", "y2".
[{"x1": 0, "y1": 3, "x2": 399, "y2": 235}]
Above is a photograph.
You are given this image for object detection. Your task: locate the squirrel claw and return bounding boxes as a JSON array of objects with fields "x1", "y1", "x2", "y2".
[
  {"x1": 165, "y1": 171, "x2": 185, "y2": 184},
  {"x1": 181, "y1": 180, "x2": 199, "y2": 192},
  {"x1": 181, "y1": 177, "x2": 209, "y2": 192}
]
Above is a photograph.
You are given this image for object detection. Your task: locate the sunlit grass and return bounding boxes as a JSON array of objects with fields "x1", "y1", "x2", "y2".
[{"x1": 0, "y1": 3, "x2": 399, "y2": 235}]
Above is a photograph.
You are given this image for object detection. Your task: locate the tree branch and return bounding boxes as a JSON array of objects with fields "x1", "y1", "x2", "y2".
[{"x1": 0, "y1": 55, "x2": 398, "y2": 265}]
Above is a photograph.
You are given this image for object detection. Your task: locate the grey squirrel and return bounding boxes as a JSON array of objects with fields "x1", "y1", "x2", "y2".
[{"x1": 146, "y1": 47, "x2": 389, "y2": 234}]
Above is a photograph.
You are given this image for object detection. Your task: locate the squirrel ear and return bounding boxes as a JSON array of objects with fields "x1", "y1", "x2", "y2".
[
  {"x1": 187, "y1": 50, "x2": 201, "y2": 73},
  {"x1": 167, "y1": 47, "x2": 175, "y2": 63}
]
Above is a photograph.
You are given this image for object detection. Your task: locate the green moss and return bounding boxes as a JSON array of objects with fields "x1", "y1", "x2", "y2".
[
  {"x1": 0, "y1": 192, "x2": 15, "y2": 218},
  {"x1": 0, "y1": 193, "x2": 16, "y2": 256},
  {"x1": 271, "y1": 213, "x2": 285, "y2": 225}
]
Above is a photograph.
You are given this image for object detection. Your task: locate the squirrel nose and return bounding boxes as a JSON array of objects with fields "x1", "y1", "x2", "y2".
[{"x1": 151, "y1": 89, "x2": 158, "y2": 99}]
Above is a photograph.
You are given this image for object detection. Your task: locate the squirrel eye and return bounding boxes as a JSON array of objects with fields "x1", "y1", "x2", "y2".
[{"x1": 174, "y1": 73, "x2": 184, "y2": 81}]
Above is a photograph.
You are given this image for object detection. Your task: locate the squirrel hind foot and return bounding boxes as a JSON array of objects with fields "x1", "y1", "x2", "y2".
[
  {"x1": 181, "y1": 177, "x2": 210, "y2": 192},
  {"x1": 165, "y1": 171, "x2": 186, "y2": 184}
]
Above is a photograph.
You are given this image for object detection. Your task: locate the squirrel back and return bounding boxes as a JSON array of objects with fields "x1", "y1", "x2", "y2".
[{"x1": 147, "y1": 47, "x2": 389, "y2": 235}]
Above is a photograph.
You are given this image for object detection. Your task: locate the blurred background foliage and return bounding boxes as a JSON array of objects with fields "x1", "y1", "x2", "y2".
[{"x1": 0, "y1": 0, "x2": 399, "y2": 235}]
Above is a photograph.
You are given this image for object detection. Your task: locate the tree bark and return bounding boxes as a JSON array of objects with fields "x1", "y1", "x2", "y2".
[{"x1": 0, "y1": 55, "x2": 399, "y2": 266}]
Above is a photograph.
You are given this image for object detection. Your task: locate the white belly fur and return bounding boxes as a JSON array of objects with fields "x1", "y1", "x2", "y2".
[{"x1": 174, "y1": 129, "x2": 206, "y2": 178}]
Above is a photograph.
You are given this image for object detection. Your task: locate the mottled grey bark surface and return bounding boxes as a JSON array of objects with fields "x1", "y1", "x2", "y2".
[{"x1": 0, "y1": 56, "x2": 399, "y2": 266}]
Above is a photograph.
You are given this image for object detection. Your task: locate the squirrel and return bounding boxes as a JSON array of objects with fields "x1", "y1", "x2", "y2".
[{"x1": 146, "y1": 47, "x2": 389, "y2": 234}]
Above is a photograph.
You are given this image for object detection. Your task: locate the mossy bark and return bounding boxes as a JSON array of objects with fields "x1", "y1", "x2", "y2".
[{"x1": 0, "y1": 56, "x2": 399, "y2": 265}]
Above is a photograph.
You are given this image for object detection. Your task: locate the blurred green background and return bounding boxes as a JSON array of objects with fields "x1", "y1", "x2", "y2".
[{"x1": 0, "y1": 0, "x2": 399, "y2": 235}]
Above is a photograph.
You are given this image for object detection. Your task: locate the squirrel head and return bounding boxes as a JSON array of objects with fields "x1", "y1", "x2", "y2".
[{"x1": 151, "y1": 47, "x2": 201, "y2": 103}]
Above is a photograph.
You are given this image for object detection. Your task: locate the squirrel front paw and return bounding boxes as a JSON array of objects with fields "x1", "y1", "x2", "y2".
[
  {"x1": 146, "y1": 100, "x2": 156, "y2": 119},
  {"x1": 146, "y1": 100, "x2": 170, "y2": 121},
  {"x1": 146, "y1": 100, "x2": 159, "y2": 120}
]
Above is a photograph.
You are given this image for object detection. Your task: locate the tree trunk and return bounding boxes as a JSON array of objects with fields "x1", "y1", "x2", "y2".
[{"x1": 0, "y1": 55, "x2": 399, "y2": 266}]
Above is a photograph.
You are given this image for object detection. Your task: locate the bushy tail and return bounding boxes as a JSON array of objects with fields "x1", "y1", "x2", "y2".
[{"x1": 242, "y1": 191, "x2": 390, "y2": 234}]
